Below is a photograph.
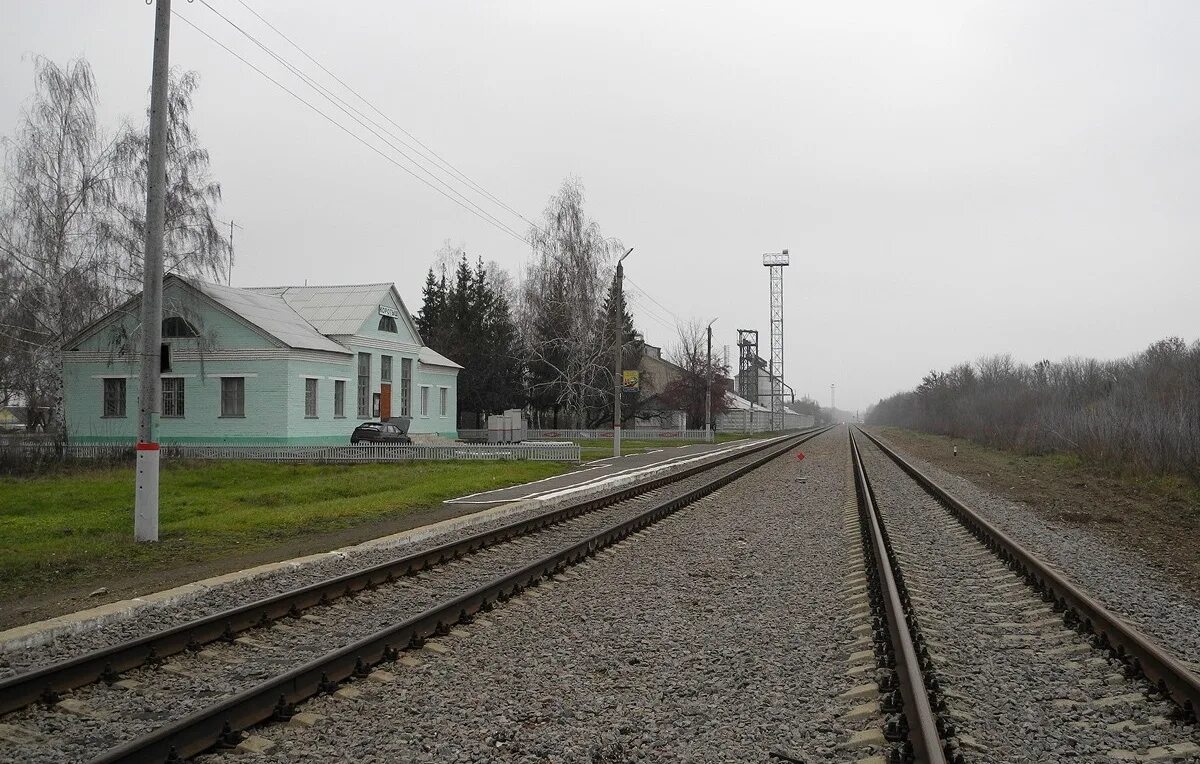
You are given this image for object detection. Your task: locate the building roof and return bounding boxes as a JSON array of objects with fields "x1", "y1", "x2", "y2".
[
  {"x1": 248, "y1": 283, "x2": 395, "y2": 336},
  {"x1": 195, "y1": 281, "x2": 348, "y2": 354},
  {"x1": 419, "y1": 347, "x2": 464, "y2": 369}
]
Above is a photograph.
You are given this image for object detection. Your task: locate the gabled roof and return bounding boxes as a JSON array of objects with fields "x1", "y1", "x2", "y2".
[
  {"x1": 419, "y1": 347, "x2": 463, "y2": 369},
  {"x1": 195, "y1": 281, "x2": 348, "y2": 354},
  {"x1": 249, "y1": 283, "x2": 398, "y2": 336}
]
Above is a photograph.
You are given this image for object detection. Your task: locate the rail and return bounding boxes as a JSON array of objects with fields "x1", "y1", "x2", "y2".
[{"x1": 856, "y1": 427, "x2": 1200, "y2": 721}]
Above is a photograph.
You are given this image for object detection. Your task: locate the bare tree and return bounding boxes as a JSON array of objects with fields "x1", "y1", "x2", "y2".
[
  {"x1": 519, "y1": 177, "x2": 624, "y2": 427},
  {"x1": 102, "y1": 69, "x2": 230, "y2": 291},
  {"x1": 0, "y1": 57, "x2": 120, "y2": 432},
  {"x1": 661, "y1": 318, "x2": 732, "y2": 430}
]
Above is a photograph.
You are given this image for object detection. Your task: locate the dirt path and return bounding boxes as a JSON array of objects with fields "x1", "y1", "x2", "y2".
[{"x1": 870, "y1": 427, "x2": 1200, "y2": 595}]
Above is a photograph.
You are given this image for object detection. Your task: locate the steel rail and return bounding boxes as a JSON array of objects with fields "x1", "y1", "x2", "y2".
[
  {"x1": 850, "y1": 430, "x2": 948, "y2": 763},
  {"x1": 88, "y1": 429, "x2": 825, "y2": 763},
  {"x1": 0, "y1": 428, "x2": 829, "y2": 717},
  {"x1": 856, "y1": 427, "x2": 1200, "y2": 720}
]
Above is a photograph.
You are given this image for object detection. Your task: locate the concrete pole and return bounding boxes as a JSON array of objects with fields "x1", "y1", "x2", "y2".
[
  {"x1": 134, "y1": 0, "x2": 172, "y2": 542},
  {"x1": 613, "y1": 248, "x2": 633, "y2": 458}
]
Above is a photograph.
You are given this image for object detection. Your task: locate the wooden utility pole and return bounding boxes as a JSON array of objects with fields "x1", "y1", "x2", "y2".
[
  {"x1": 134, "y1": 0, "x2": 172, "y2": 542},
  {"x1": 613, "y1": 248, "x2": 633, "y2": 458}
]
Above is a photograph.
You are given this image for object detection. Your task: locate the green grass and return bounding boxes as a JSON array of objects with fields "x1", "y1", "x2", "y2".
[{"x1": 0, "y1": 459, "x2": 571, "y2": 595}]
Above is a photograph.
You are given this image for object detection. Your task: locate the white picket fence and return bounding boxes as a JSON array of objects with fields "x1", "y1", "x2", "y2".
[{"x1": 1, "y1": 442, "x2": 580, "y2": 463}]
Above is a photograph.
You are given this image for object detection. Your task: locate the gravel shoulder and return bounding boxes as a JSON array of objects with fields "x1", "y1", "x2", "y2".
[
  {"x1": 199, "y1": 428, "x2": 869, "y2": 763},
  {"x1": 865, "y1": 428, "x2": 1200, "y2": 671}
]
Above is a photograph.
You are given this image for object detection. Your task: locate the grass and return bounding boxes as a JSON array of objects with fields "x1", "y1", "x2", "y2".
[
  {"x1": 571, "y1": 432, "x2": 770, "y2": 460},
  {"x1": 0, "y1": 459, "x2": 572, "y2": 599}
]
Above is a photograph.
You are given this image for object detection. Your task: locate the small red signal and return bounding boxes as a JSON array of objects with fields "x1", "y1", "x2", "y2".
[{"x1": 795, "y1": 452, "x2": 805, "y2": 461}]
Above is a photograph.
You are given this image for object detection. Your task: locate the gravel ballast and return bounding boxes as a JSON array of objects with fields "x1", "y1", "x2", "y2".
[
  {"x1": 196, "y1": 428, "x2": 868, "y2": 763},
  {"x1": 865, "y1": 429, "x2": 1200, "y2": 670},
  {"x1": 857, "y1": 434, "x2": 1200, "y2": 763}
]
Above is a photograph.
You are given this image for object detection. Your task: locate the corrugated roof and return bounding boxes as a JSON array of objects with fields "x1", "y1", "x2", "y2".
[
  {"x1": 250, "y1": 283, "x2": 394, "y2": 335},
  {"x1": 419, "y1": 347, "x2": 463, "y2": 369},
  {"x1": 196, "y1": 281, "x2": 349, "y2": 354}
]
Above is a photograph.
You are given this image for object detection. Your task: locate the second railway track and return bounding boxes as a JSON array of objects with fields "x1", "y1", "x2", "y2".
[
  {"x1": 850, "y1": 427, "x2": 1200, "y2": 763},
  {"x1": 0, "y1": 428, "x2": 828, "y2": 764}
]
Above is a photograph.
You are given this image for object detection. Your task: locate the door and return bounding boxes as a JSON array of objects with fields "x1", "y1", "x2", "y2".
[{"x1": 380, "y1": 383, "x2": 391, "y2": 419}]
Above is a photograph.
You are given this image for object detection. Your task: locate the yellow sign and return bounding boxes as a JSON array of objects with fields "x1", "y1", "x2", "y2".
[{"x1": 622, "y1": 370, "x2": 640, "y2": 392}]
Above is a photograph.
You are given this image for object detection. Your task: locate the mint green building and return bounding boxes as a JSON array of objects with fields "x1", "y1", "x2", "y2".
[{"x1": 63, "y1": 277, "x2": 461, "y2": 444}]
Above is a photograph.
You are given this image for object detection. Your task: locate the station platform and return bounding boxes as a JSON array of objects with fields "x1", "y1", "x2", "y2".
[{"x1": 444, "y1": 436, "x2": 785, "y2": 508}]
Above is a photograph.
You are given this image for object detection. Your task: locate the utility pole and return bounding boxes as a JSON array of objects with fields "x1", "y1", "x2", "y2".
[
  {"x1": 613, "y1": 248, "x2": 633, "y2": 458},
  {"x1": 830, "y1": 383, "x2": 836, "y2": 421},
  {"x1": 134, "y1": 0, "x2": 172, "y2": 543},
  {"x1": 705, "y1": 318, "x2": 716, "y2": 443},
  {"x1": 226, "y1": 220, "x2": 242, "y2": 285}
]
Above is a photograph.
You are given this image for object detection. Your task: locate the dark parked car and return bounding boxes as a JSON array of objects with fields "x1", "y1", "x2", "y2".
[{"x1": 350, "y1": 421, "x2": 411, "y2": 444}]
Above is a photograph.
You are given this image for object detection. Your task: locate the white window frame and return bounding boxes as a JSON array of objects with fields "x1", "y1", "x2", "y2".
[
  {"x1": 419, "y1": 385, "x2": 430, "y2": 417},
  {"x1": 333, "y1": 379, "x2": 346, "y2": 418},
  {"x1": 439, "y1": 386, "x2": 448, "y2": 417},
  {"x1": 304, "y1": 377, "x2": 319, "y2": 418},
  {"x1": 219, "y1": 376, "x2": 246, "y2": 418},
  {"x1": 162, "y1": 377, "x2": 186, "y2": 418}
]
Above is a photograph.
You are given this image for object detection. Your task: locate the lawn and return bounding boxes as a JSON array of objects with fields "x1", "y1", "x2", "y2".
[{"x1": 0, "y1": 459, "x2": 571, "y2": 622}]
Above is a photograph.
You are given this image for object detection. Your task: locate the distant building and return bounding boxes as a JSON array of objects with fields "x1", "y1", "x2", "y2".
[{"x1": 63, "y1": 276, "x2": 461, "y2": 444}]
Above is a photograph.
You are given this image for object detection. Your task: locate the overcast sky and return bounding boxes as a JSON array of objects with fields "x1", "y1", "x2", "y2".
[{"x1": 3, "y1": 1, "x2": 1197, "y2": 412}]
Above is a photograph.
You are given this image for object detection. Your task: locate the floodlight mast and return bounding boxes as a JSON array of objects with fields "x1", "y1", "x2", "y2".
[{"x1": 762, "y1": 249, "x2": 789, "y2": 431}]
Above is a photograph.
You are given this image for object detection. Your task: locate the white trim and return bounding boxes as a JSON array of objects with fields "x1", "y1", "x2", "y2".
[
  {"x1": 205, "y1": 373, "x2": 259, "y2": 378},
  {"x1": 325, "y1": 376, "x2": 351, "y2": 381},
  {"x1": 90, "y1": 374, "x2": 135, "y2": 379},
  {"x1": 161, "y1": 373, "x2": 197, "y2": 378},
  {"x1": 338, "y1": 336, "x2": 421, "y2": 353},
  {"x1": 297, "y1": 374, "x2": 322, "y2": 380}
]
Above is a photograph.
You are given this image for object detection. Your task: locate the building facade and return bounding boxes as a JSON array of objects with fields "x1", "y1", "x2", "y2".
[{"x1": 63, "y1": 277, "x2": 460, "y2": 444}]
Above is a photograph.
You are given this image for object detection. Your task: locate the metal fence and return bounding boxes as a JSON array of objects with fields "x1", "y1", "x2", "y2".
[{"x1": 0, "y1": 442, "x2": 580, "y2": 463}]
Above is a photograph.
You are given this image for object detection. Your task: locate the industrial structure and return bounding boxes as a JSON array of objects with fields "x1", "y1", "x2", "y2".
[{"x1": 762, "y1": 250, "x2": 789, "y2": 430}]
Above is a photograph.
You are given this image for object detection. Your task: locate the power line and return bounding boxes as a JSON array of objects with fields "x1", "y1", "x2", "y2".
[
  {"x1": 626, "y1": 276, "x2": 683, "y2": 324},
  {"x1": 191, "y1": 0, "x2": 527, "y2": 242},
  {"x1": 233, "y1": 0, "x2": 535, "y2": 229},
  {"x1": 172, "y1": 10, "x2": 530, "y2": 246}
]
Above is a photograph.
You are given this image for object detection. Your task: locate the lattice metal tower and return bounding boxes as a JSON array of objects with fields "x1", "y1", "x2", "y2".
[
  {"x1": 762, "y1": 250, "x2": 789, "y2": 430},
  {"x1": 736, "y1": 329, "x2": 759, "y2": 403}
]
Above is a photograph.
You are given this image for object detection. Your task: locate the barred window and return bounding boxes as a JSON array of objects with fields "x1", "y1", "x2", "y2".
[
  {"x1": 334, "y1": 380, "x2": 346, "y2": 418},
  {"x1": 357, "y1": 353, "x2": 371, "y2": 418},
  {"x1": 102, "y1": 378, "x2": 126, "y2": 418},
  {"x1": 220, "y1": 377, "x2": 245, "y2": 417},
  {"x1": 162, "y1": 378, "x2": 185, "y2": 418},
  {"x1": 305, "y1": 378, "x2": 318, "y2": 418},
  {"x1": 400, "y1": 358, "x2": 412, "y2": 416}
]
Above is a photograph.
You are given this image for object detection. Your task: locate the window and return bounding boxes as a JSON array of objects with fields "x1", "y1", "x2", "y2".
[
  {"x1": 162, "y1": 378, "x2": 185, "y2": 418},
  {"x1": 378, "y1": 315, "x2": 397, "y2": 333},
  {"x1": 162, "y1": 316, "x2": 198, "y2": 338},
  {"x1": 357, "y1": 353, "x2": 371, "y2": 418},
  {"x1": 160, "y1": 343, "x2": 171, "y2": 373},
  {"x1": 439, "y1": 387, "x2": 448, "y2": 417},
  {"x1": 305, "y1": 378, "x2": 318, "y2": 418},
  {"x1": 220, "y1": 377, "x2": 245, "y2": 417},
  {"x1": 381, "y1": 355, "x2": 392, "y2": 383},
  {"x1": 420, "y1": 385, "x2": 429, "y2": 416},
  {"x1": 334, "y1": 380, "x2": 346, "y2": 418},
  {"x1": 102, "y1": 378, "x2": 126, "y2": 417},
  {"x1": 399, "y1": 358, "x2": 412, "y2": 416}
]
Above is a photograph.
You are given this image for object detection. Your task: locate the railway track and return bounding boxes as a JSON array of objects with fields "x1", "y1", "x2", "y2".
[
  {"x1": 0, "y1": 428, "x2": 829, "y2": 763},
  {"x1": 849, "y1": 427, "x2": 1200, "y2": 762}
]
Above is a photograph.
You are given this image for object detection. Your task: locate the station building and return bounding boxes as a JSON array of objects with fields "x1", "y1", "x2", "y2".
[{"x1": 63, "y1": 276, "x2": 461, "y2": 444}]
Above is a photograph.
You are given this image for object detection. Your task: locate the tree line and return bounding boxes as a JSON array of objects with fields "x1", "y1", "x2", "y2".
[
  {"x1": 0, "y1": 57, "x2": 229, "y2": 428},
  {"x1": 866, "y1": 338, "x2": 1200, "y2": 480}
]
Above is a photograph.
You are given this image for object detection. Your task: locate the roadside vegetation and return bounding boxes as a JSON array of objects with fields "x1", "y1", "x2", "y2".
[
  {"x1": 867, "y1": 338, "x2": 1200, "y2": 482},
  {"x1": 0, "y1": 459, "x2": 570, "y2": 622}
]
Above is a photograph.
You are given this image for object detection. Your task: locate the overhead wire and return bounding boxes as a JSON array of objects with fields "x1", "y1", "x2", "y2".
[
  {"x1": 232, "y1": 0, "x2": 535, "y2": 229},
  {"x1": 191, "y1": 0, "x2": 528, "y2": 243}
]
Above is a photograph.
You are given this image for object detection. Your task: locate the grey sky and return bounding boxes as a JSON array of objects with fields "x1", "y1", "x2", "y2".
[{"x1": 3, "y1": 1, "x2": 1197, "y2": 413}]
